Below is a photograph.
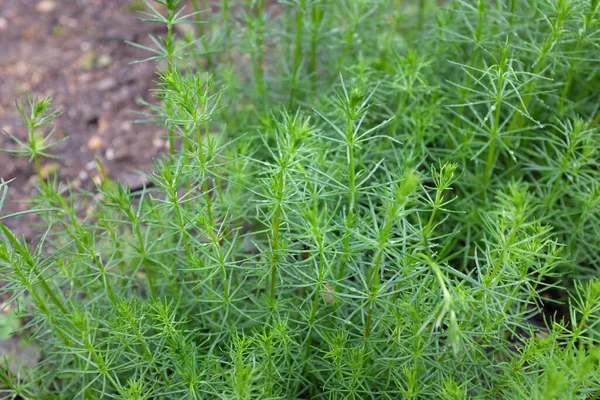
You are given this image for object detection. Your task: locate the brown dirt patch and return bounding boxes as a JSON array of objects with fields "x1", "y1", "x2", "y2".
[{"x1": 0, "y1": 0, "x2": 168, "y2": 237}]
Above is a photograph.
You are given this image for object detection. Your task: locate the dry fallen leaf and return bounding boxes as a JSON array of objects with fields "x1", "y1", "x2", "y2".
[{"x1": 323, "y1": 282, "x2": 335, "y2": 304}]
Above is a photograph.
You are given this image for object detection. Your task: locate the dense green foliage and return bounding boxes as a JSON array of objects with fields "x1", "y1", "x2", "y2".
[{"x1": 1, "y1": 0, "x2": 600, "y2": 398}]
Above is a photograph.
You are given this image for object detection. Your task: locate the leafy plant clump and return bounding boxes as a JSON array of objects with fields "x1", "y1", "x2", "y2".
[{"x1": 1, "y1": 0, "x2": 600, "y2": 398}]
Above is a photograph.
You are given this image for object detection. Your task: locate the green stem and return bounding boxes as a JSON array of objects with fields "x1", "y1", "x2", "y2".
[
  {"x1": 488, "y1": 224, "x2": 517, "y2": 283},
  {"x1": 423, "y1": 189, "x2": 445, "y2": 244},
  {"x1": 258, "y1": 1, "x2": 266, "y2": 103},
  {"x1": 388, "y1": 89, "x2": 409, "y2": 139},
  {"x1": 0, "y1": 224, "x2": 69, "y2": 315},
  {"x1": 589, "y1": 111, "x2": 600, "y2": 130},
  {"x1": 302, "y1": 236, "x2": 326, "y2": 357},
  {"x1": 309, "y1": 3, "x2": 322, "y2": 93},
  {"x1": 195, "y1": 124, "x2": 215, "y2": 224},
  {"x1": 364, "y1": 199, "x2": 400, "y2": 339},
  {"x1": 251, "y1": 0, "x2": 267, "y2": 110},
  {"x1": 333, "y1": 24, "x2": 357, "y2": 85},
  {"x1": 191, "y1": 0, "x2": 205, "y2": 36},
  {"x1": 289, "y1": 0, "x2": 306, "y2": 109},
  {"x1": 509, "y1": 0, "x2": 517, "y2": 27},
  {"x1": 545, "y1": 134, "x2": 577, "y2": 211},
  {"x1": 223, "y1": 0, "x2": 230, "y2": 61},
  {"x1": 27, "y1": 119, "x2": 44, "y2": 183},
  {"x1": 89, "y1": 246, "x2": 117, "y2": 304},
  {"x1": 166, "y1": 5, "x2": 175, "y2": 158},
  {"x1": 269, "y1": 169, "x2": 285, "y2": 300},
  {"x1": 558, "y1": 11, "x2": 592, "y2": 114},
  {"x1": 170, "y1": 184, "x2": 192, "y2": 262},
  {"x1": 129, "y1": 211, "x2": 157, "y2": 298},
  {"x1": 507, "y1": 13, "x2": 567, "y2": 133},
  {"x1": 364, "y1": 249, "x2": 382, "y2": 339},
  {"x1": 207, "y1": 224, "x2": 232, "y2": 330},
  {"x1": 128, "y1": 316, "x2": 171, "y2": 384},
  {"x1": 452, "y1": 0, "x2": 485, "y2": 132},
  {"x1": 337, "y1": 120, "x2": 356, "y2": 283},
  {"x1": 24, "y1": 280, "x2": 71, "y2": 345},
  {"x1": 483, "y1": 51, "x2": 506, "y2": 189},
  {"x1": 418, "y1": 0, "x2": 426, "y2": 30},
  {"x1": 191, "y1": 0, "x2": 213, "y2": 69},
  {"x1": 34, "y1": 155, "x2": 43, "y2": 183}
]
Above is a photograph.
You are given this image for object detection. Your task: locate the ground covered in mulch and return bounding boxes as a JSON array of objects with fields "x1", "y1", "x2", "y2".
[{"x1": 0, "y1": 0, "x2": 169, "y2": 238}]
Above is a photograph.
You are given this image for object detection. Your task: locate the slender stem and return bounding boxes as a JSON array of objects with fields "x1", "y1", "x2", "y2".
[
  {"x1": 170, "y1": 184, "x2": 192, "y2": 262},
  {"x1": 0, "y1": 224, "x2": 69, "y2": 315},
  {"x1": 191, "y1": 0, "x2": 213, "y2": 69},
  {"x1": 255, "y1": 1, "x2": 267, "y2": 109},
  {"x1": 452, "y1": 0, "x2": 485, "y2": 132},
  {"x1": 165, "y1": 4, "x2": 177, "y2": 158},
  {"x1": 222, "y1": 0, "x2": 230, "y2": 61},
  {"x1": 483, "y1": 50, "x2": 506, "y2": 189},
  {"x1": 483, "y1": 132, "x2": 497, "y2": 188},
  {"x1": 302, "y1": 235, "x2": 326, "y2": 357},
  {"x1": 22, "y1": 279, "x2": 71, "y2": 345},
  {"x1": 33, "y1": 154, "x2": 42, "y2": 183},
  {"x1": 183, "y1": 134, "x2": 192, "y2": 203},
  {"x1": 195, "y1": 124, "x2": 215, "y2": 223},
  {"x1": 269, "y1": 169, "x2": 285, "y2": 300},
  {"x1": 364, "y1": 249, "x2": 382, "y2": 339},
  {"x1": 201, "y1": 0, "x2": 211, "y2": 31},
  {"x1": 269, "y1": 210, "x2": 281, "y2": 299},
  {"x1": 489, "y1": 224, "x2": 517, "y2": 282},
  {"x1": 507, "y1": 13, "x2": 567, "y2": 133},
  {"x1": 509, "y1": 0, "x2": 517, "y2": 27},
  {"x1": 546, "y1": 132, "x2": 577, "y2": 210},
  {"x1": 128, "y1": 208, "x2": 157, "y2": 298},
  {"x1": 88, "y1": 246, "x2": 117, "y2": 304},
  {"x1": 309, "y1": 2, "x2": 322, "y2": 93},
  {"x1": 589, "y1": 111, "x2": 600, "y2": 130},
  {"x1": 418, "y1": 0, "x2": 426, "y2": 30},
  {"x1": 337, "y1": 121, "x2": 356, "y2": 283},
  {"x1": 206, "y1": 120, "x2": 225, "y2": 209},
  {"x1": 380, "y1": 0, "x2": 402, "y2": 71},
  {"x1": 558, "y1": 10, "x2": 592, "y2": 114},
  {"x1": 423, "y1": 188, "x2": 445, "y2": 244},
  {"x1": 289, "y1": 0, "x2": 306, "y2": 109},
  {"x1": 206, "y1": 222, "x2": 232, "y2": 330},
  {"x1": 387, "y1": 84, "x2": 410, "y2": 137},
  {"x1": 27, "y1": 119, "x2": 44, "y2": 183},
  {"x1": 191, "y1": 0, "x2": 205, "y2": 38},
  {"x1": 335, "y1": 25, "x2": 357, "y2": 84},
  {"x1": 364, "y1": 198, "x2": 400, "y2": 339}
]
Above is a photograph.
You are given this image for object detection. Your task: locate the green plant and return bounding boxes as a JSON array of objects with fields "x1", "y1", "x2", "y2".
[{"x1": 1, "y1": 0, "x2": 600, "y2": 398}]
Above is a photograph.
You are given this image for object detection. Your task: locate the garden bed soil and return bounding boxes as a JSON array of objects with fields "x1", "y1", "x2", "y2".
[{"x1": 0, "y1": 0, "x2": 168, "y2": 238}]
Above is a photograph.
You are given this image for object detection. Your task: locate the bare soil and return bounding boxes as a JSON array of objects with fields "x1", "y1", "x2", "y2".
[{"x1": 0, "y1": 0, "x2": 168, "y2": 238}]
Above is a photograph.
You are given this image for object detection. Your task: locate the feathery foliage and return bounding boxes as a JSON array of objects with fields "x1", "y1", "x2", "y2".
[{"x1": 1, "y1": 0, "x2": 600, "y2": 398}]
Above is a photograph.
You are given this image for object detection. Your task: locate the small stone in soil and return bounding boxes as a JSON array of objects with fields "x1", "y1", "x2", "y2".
[
  {"x1": 120, "y1": 122, "x2": 132, "y2": 132},
  {"x1": 153, "y1": 137, "x2": 166, "y2": 148},
  {"x1": 96, "y1": 54, "x2": 113, "y2": 68},
  {"x1": 87, "y1": 135, "x2": 103, "y2": 151},
  {"x1": 119, "y1": 173, "x2": 150, "y2": 191},
  {"x1": 98, "y1": 116, "x2": 109, "y2": 134},
  {"x1": 96, "y1": 78, "x2": 117, "y2": 91},
  {"x1": 36, "y1": 1, "x2": 56, "y2": 13}
]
